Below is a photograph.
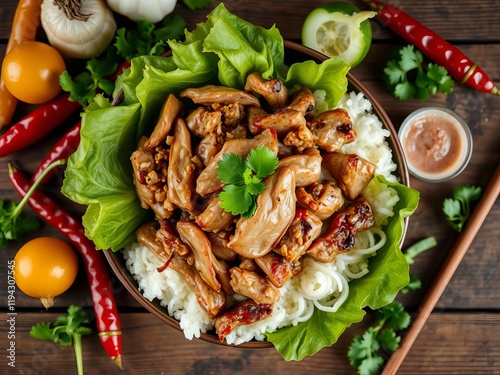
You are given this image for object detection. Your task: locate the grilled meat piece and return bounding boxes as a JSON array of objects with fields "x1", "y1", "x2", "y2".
[
  {"x1": 254, "y1": 252, "x2": 302, "y2": 288},
  {"x1": 180, "y1": 85, "x2": 260, "y2": 107},
  {"x1": 273, "y1": 209, "x2": 323, "y2": 263},
  {"x1": 277, "y1": 147, "x2": 321, "y2": 187},
  {"x1": 206, "y1": 231, "x2": 238, "y2": 261},
  {"x1": 307, "y1": 196, "x2": 375, "y2": 263},
  {"x1": 322, "y1": 152, "x2": 376, "y2": 200},
  {"x1": 229, "y1": 267, "x2": 280, "y2": 304},
  {"x1": 227, "y1": 166, "x2": 296, "y2": 258},
  {"x1": 308, "y1": 108, "x2": 356, "y2": 152},
  {"x1": 145, "y1": 94, "x2": 184, "y2": 148},
  {"x1": 287, "y1": 87, "x2": 315, "y2": 117},
  {"x1": 215, "y1": 299, "x2": 273, "y2": 342},
  {"x1": 195, "y1": 194, "x2": 235, "y2": 233},
  {"x1": 249, "y1": 108, "x2": 306, "y2": 137},
  {"x1": 185, "y1": 107, "x2": 222, "y2": 138},
  {"x1": 167, "y1": 118, "x2": 196, "y2": 212},
  {"x1": 244, "y1": 72, "x2": 288, "y2": 111},
  {"x1": 170, "y1": 255, "x2": 226, "y2": 319},
  {"x1": 296, "y1": 180, "x2": 344, "y2": 220}
]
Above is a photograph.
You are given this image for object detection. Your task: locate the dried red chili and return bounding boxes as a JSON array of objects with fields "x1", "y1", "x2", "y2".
[
  {"x1": 364, "y1": 0, "x2": 500, "y2": 95},
  {"x1": 30, "y1": 122, "x2": 81, "y2": 184},
  {"x1": 9, "y1": 164, "x2": 123, "y2": 368},
  {"x1": 0, "y1": 93, "x2": 80, "y2": 157}
]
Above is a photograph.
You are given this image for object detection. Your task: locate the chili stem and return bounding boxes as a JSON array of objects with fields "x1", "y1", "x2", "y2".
[{"x1": 9, "y1": 159, "x2": 67, "y2": 218}]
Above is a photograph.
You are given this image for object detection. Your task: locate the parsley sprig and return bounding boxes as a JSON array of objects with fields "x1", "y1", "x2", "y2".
[
  {"x1": 216, "y1": 147, "x2": 278, "y2": 218},
  {"x1": 384, "y1": 45, "x2": 454, "y2": 100},
  {"x1": 30, "y1": 305, "x2": 92, "y2": 375},
  {"x1": 443, "y1": 185, "x2": 482, "y2": 232}
]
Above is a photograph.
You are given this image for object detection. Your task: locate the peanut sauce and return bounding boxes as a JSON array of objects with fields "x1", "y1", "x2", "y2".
[{"x1": 399, "y1": 108, "x2": 472, "y2": 182}]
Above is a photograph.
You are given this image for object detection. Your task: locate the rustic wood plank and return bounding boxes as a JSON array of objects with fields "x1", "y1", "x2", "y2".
[
  {"x1": 1, "y1": 0, "x2": 499, "y2": 42},
  {"x1": 1, "y1": 312, "x2": 498, "y2": 374}
]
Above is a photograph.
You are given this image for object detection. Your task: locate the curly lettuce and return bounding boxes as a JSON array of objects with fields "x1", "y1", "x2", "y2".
[{"x1": 61, "y1": 3, "x2": 419, "y2": 361}]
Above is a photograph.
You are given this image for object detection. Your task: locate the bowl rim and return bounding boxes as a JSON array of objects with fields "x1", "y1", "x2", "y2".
[{"x1": 103, "y1": 39, "x2": 410, "y2": 349}]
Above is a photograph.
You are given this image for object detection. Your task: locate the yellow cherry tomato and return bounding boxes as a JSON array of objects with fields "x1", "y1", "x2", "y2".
[
  {"x1": 1, "y1": 41, "x2": 66, "y2": 104},
  {"x1": 14, "y1": 237, "x2": 78, "y2": 309}
]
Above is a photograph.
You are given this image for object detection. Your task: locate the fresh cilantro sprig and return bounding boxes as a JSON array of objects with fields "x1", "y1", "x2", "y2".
[
  {"x1": 348, "y1": 302, "x2": 411, "y2": 375},
  {"x1": 443, "y1": 185, "x2": 482, "y2": 232},
  {"x1": 384, "y1": 45, "x2": 455, "y2": 100},
  {"x1": 30, "y1": 305, "x2": 92, "y2": 375},
  {"x1": 60, "y1": 14, "x2": 186, "y2": 107},
  {"x1": 1, "y1": 159, "x2": 67, "y2": 247},
  {"x1": 216, "y1": 147, "x2": 278, "y2": 218},
  {"x1": 401, "y1": 236, "x2": 437, "y2": 293}
]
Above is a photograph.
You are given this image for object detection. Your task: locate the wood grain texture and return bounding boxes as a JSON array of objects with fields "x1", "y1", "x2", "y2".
[{"x1": 1, "y1": 1, "x2": 499, "y2": 374}]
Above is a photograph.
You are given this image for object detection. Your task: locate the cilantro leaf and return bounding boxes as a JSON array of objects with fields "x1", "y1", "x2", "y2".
[
  {"x1": 359, "y1": 356, "x2": 385, "y2": 375},
  {"x1": 30, "y1": 305, "x2": 92, "y2": 375},
  {"x1": 400, "y1": 274, "x2": 422, "y2": 294},
  {"x1": 384, "y1": 45, "x2": 455, "y2": 100},
  {"x1": 376, "y1": 302, "x2": 411, "y2": 331},
  {"x1": 247, "y1": 146, "x2": 278, "y2": 178},
  {"x1": 217, "y1": 154, "x2": 246, "y2": 184},
  {"x1": 216, "y1": 147, "x2": 278, "y2": 217},
  {"x1": 219, "y1": 184, "x2": 254, "y2": 216},
  {"x1": 1, "y1": 160, "x2": 66, "y2": 247},
  {"x1": 378, "y1": 328, "x2": 401, "y2": 352},
  {"x1": 443, "y1": 185, "x2": 482, "y2": 232}
]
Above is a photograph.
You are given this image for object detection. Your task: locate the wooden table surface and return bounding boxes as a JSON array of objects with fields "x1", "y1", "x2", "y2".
[{"x1": 1, "y1": 1, "x2": 499, "y2": 374}]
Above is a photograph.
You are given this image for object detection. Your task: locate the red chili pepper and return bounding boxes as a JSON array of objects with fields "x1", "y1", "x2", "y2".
[
  {"x1": 30, "y1": 122, "x2": 81, "y2": 184},
  {"x1": 9, "y1": 164, "x2": 123, "y2": 369},
  {"x1": 364, "y1": 0, "x2": 500, "y2": 95},
  {"x1": 0, "y1": 93, "x2": 80, "y2": 157}
]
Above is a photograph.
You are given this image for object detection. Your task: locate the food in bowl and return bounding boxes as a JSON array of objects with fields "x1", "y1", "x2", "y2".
[{"x1": 61, "y1": 4, "x2": 418, "y2": 360}]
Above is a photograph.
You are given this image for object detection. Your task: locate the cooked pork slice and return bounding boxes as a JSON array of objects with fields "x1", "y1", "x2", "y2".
[
  {"x1": 135, "y1": 222, "x2": 172, "y2": 266},
  {"x1": 145, "y1": 94, "x2": 184, "y2": 148},
  {"x1": 229, "y1": 267, "x2": 280, "y2": 304},
  {"x1": 215, "y1": 299, "x2": 273, "y2": 342},
  {"x1": 246, "y1": 106, "x2": 268, "y2": 134},
  {"x1": 156, "y1": 219, "x2": 190, "y2": 258},
  {"x1": 195, "y1": 194, "x2": 234, "y2": 233},
  {"x1": 273, "y1": 209, "x2": 323, "y2": 263},
  {"x1": 177, "y1": 221, "x2": 222, "y2": 292},
  {"x1": 227, "y1": 166, "x2": 296, "y2": 258},
  {"x1": 282, "y1": 124, "x2": 316, "y2": 151},
  {"x1": 216, "y1": 102, "x2": 246, "y2": 127},
  {"x1": 244, "y1": 72, "x2": 288, "y2": 111},
  {"x1": 185, "y1": 107, "x2": 222, "y2": 138},
  {"x1": 296, "y1": 180, "x2": 344, "y2": 220},
  {"x1": 206, "y1": 231, "x2": 238, "y2": 261},
  {"x1": 308, "y1": 108, "x2": 356, "y2": 152},
  {"x1": 167, "y1": 118, "x2": 196, "y2": 212},
  {"x1": 255, "y1": 252, "x2": 302, "y2": 288},
  {"x1": 277, "y1": 147, "x2": 321, "y2": 187},
  {"x1": 249, "y1": 108, "x2": 306, "y2": 136},
  {"x1": 322, "y1": 152, "x2": 376, "y2": 200},
  {"x1": 307, "y1": 196, "x2": 375, "y2": 263},
  {"x1": 196, "y1": 128, "x2": 278, "y2": 197},
  {"x1": 287, "y1": 87, "x2": 315, "y2": 117},
  {"x1": 180, "y1": 85, "x2": 260, "y2": 107},
  {"x1": 170, "y1": 256, "x2": 226, "y2": 319},
  {"x1": 195, "y1": 132, "x2": 223, "y2": 166}
]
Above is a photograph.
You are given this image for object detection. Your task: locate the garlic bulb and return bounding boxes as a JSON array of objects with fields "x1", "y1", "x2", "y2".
[
  {"x1": 106, "y1": 0, "x2": 177, "y2": 23},
  {"x1": 41, "y1": 0, "x2": 117, "y2": 59}
]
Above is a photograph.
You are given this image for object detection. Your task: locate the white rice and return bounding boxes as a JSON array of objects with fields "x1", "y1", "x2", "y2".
[{"x1": 123, "y1": 91, "x2": 400, "y2": 343}]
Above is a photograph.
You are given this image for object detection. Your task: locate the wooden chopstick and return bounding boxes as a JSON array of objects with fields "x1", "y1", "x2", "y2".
[{"x1": 382, "y1": 162, "x2": 500, "y2": 375}]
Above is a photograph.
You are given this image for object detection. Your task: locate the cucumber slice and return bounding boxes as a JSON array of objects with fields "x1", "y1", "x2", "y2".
[{"x1": 302, "y1": 2, "x2": 376, "y2": 67}]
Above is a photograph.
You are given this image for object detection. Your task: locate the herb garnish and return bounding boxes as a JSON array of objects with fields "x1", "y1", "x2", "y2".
[
  {"x1": 0, "y1": 159, "x2": 66, "y2": 247},
  {"x1": 216, "y1": 146, "x2": 278, "y2": 217},
  {"x1": 384, "y1": 45, "x2": 454, "y2": 100},
  {"x1": 30, "y1": 305, "x2": 92, "y2": 375},
  {"x1": 443, "y1": 185, "x2": 482, "y2": 232}
]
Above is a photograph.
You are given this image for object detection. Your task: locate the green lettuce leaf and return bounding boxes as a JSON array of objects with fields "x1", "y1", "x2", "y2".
[{"x1": 266, "y1": 176, "x2": 419, "y2": 360}]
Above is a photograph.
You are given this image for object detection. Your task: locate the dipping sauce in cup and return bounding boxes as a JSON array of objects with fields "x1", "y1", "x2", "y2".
[{"x1": 398, "y1": 107, "x2": 473, "y2": 183}]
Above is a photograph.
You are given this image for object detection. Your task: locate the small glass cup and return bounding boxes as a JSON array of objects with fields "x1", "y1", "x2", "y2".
[{"x1": 398, "y1": 107, "x2": 473, "y2": 183}]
